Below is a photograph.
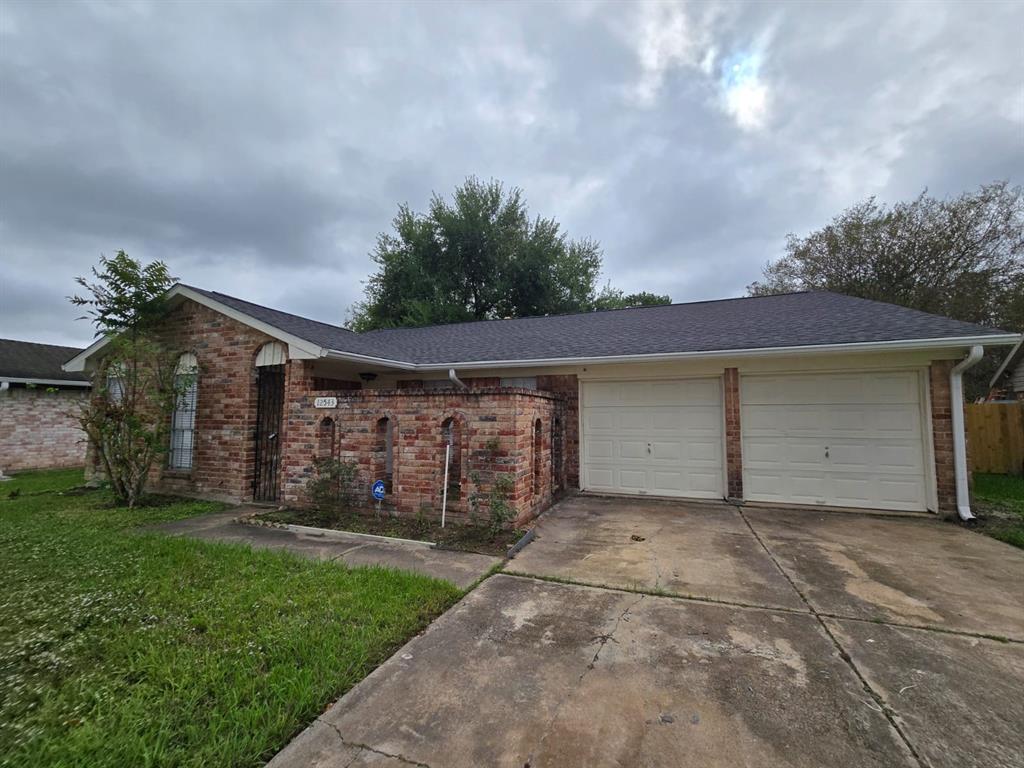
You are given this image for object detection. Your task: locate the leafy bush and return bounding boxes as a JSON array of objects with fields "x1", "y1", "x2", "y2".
[{"x1": 305, "y1": 458, "x2": 359, "y2": 518}]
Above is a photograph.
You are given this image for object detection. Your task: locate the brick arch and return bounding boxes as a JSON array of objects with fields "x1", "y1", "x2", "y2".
[
  {"x1": 317, "y1": 416, "x2": 336, "y2": 460},
  {"x1": 440, "y1": 411, "x2": 469, "y2": 502},
  {"x1": 372, "y1": 412, "x2": 398, "y2": 493}
]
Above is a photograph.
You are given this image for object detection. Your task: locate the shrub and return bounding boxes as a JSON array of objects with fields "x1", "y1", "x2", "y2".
[{"x1": 306, "y1": 458, "x2": 359, "y2": 518}]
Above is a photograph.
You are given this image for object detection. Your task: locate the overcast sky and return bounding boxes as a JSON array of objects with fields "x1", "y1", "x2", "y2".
[{"x1": 2, "y1": 1, "x2": 1022, "y2": 347}]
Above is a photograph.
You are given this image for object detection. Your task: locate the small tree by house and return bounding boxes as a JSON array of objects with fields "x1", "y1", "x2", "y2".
[{"x1": 71, "y1": 252, "x2": 182, "y2": 508}]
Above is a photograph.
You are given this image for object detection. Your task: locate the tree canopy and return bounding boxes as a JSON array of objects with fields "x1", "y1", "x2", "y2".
[
  {"x1": 748, "y1": 181, "x2": 1024, "y2": 397},
  {"x1": 748, "y1": 181, "x2": 1023, "y2": 331},
  {"x1": 348, "y1": 177, "x2": 670, "y2": 331}
]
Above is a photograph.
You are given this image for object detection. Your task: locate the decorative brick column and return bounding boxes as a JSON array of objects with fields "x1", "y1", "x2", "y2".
[
  {"x1": 723, "y1": 368, "x2": 743, "y2": 501},
  {"x1": 929, "y1": 360, "x2": 957, "y2": 514}
]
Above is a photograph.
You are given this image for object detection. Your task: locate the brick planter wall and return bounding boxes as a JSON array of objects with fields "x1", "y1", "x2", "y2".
[
  {"x1": 281, "y1": 369, "x2": 564, "y2": 526},
  {"x1": 0, "y1": 386, "x2": 89, "y2": 472}
]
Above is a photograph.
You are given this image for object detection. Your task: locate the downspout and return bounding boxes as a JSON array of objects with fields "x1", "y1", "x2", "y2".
[
  {"x1": 950, "y1": 345, "x2": 984, "y2": 521},
  {"x1": 448, "y1": 368, "x2": 468, "y2": 390}
]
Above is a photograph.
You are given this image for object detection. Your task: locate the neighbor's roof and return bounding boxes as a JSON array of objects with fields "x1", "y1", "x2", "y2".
[
  {"x1": 183, "y1": 285, "x2": 1017, "y2": 367},
  {"x1": 1, "y1": 338, "x2": 89, "y2": 384}
]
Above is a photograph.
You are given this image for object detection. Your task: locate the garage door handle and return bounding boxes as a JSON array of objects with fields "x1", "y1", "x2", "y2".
[
  {"x1": 825, "y1": 446, "x2": 829, "y2": 459},
  {"x1": 647, "y1": 442, "x2": 652, "y2": 454}
]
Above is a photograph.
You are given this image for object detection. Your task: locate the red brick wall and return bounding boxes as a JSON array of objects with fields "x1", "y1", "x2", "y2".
[
  {"x1": 84, "y1": 299, "x2": 280, "y2": 501},
  {"x1": 536, "y1": 374, "x2": 579, "y2": 488},
  {"x1": 929, "y1": 360, "x2": 959, "y2": 514},
  {"x1": 723, "y1": 368, "x2": 743, "y2": 500},
  {"x1": 281, "y1": 380, "x2": 563, "y2": 525},
  {"x1": 0, "y1": 386, "x2": 89, "y2": 472}
]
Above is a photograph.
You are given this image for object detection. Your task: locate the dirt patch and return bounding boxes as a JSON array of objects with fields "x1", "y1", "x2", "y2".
[
  {"x1": 255, "y1": 507, "x2": 526, "y2": 557},
  {"x1": 963, "y1": 499, "x2": 1024, "y2": 549}
]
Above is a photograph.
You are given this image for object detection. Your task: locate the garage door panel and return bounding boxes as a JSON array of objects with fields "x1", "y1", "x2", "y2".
[
  {"x1": 619, "y1": 440, "x2": 649, "y2": 460},
  {"x1": 618, "y1": 469, "x2": 647, "y2": 490},
  {"x1": 741, "y1": 372, "x2": 928, "y2": 512},
  {"x1": 743, "y1": 437, "x2": 786, "y2": 467},
  {"x1": 581, "y1": 379, "x2": 724, "y2": 500}
]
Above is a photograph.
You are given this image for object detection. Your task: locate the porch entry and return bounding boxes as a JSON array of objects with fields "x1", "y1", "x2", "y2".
[{"x1": 254, "y1": 362, "x2": 285, "y2": 502}]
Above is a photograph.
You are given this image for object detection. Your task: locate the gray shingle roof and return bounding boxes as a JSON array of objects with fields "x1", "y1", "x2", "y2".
[
  {"x1": 0, "y1": 338, "x2": 89, "y2": 382},
  {"x1": 183, "y1": 286, "x2": 1013, "y2": 367}
]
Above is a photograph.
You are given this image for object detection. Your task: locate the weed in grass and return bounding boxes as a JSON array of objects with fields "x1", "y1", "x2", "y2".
[{"x1": 0, "y1": 468, "x2": 460, "y2": 768}]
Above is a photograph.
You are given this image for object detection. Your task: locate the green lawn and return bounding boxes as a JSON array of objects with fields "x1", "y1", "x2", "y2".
[
  {"x1": 0, "y1": 469, "x2": 461, "y2": 768},
  {"x1": 972, "y1": 472, "x2": 1024, "y2": 549}
]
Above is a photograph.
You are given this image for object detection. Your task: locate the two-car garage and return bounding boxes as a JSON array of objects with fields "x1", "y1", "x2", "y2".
[{"x1": 580, "y1": 370, "x2": 932, "y2": 512}]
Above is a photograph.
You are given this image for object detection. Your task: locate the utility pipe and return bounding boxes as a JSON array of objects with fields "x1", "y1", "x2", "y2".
[
  {"x1": 950, "y1": 345, "x2": 984, "y2": 521},
  {"x1": 448, "y1": 368, "x2": 468, "y2": 390}
]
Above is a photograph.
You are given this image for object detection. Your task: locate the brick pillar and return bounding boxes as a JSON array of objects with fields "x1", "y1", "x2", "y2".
[
  {"x1": 929, "y1": 360, "x2": 957, "y2": 514},
  {"x1": 281, "y1": 360, "x2": 317, "y2": 504},
  {"x1": 723, "y1": 368, "x2": 743, "y2": 501}
]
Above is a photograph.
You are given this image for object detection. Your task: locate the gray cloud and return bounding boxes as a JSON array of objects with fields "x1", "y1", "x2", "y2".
[{"x1": 1, "y1": 0, "x2": 1021, "y2": 347}]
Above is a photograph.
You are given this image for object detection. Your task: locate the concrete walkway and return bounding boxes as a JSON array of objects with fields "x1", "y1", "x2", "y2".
[
  {"x1": 151, "y1": 510, "x2": 500, "y2": 589},
  {"x1": 270, "y1": 495, "x2": 1024, "y2": 768}
]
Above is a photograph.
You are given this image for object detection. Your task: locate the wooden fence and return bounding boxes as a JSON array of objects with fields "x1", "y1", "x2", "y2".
[{"x1": 965, "y1": 402, "x2": 1024, "y2": 475}]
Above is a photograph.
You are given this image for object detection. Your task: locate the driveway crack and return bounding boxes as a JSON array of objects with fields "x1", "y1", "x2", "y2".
[
  {"x1": 317, "y1": 717, "x2": 433, "y2": 767},
  {"x1": 738, "y1": 509, "x2": 928, "y2": 768},
  {"x1": 523, "y1": 593, "x2": 645, "y2": 767}
]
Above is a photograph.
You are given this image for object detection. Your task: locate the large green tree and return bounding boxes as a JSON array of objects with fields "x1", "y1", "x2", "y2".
[
  {"x1": 749, "y1": 181, "x2": 1024, "y2": 396},
  {"x1": 348, "y1": 177, "x2": 669, "y2": 330}
]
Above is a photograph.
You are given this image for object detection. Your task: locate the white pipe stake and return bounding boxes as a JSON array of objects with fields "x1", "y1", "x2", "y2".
[{"x1": 441, "y1": 442, "x2": 451, "y2": 528}]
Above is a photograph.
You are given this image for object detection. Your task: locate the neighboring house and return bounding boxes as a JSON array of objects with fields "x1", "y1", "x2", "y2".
[
  {"x1": 64, "y1": 285, "x2": 1020, "y2": 523},
  {"x1": 988, "y1": 339, "x2": 1024, "y2": 401},
  {"x1": 1, "y1": 338, "x2": 90, "y2": 473}
]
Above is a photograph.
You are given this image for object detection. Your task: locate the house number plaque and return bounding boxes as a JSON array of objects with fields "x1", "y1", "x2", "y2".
[{"x1": 313, "y1": 396, "x2": 338, "y2": 408}]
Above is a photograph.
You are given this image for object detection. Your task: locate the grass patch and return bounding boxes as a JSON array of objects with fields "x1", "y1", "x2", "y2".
[
  {"x1": 0, "y1": 469, "x2": 461, "y2": 767},
  {"x1": 970, "y1": 473, "x2": 1024, "y2": 549},
  {"x1": 258, "y1": 507, "x2": 526, "y2": 557}
]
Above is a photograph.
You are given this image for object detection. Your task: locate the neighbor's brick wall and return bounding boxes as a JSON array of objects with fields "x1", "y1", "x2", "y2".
[
  {"x1": 929, "y1": 359, "x2": 959, "y2": 514},
  {"x1": 281, "y1": 373, "x2": 563, "y2": 526},
  {"x1": 723, "y1": 368, "x2": 743, "y2": 500},
  {"x1": 0, "y1": 386, "x2": 89, "y2": 472}
]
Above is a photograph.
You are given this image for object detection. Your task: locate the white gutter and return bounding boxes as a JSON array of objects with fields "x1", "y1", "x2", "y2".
[
  {"x1": 950, "y1": 345, "x2": 984, "y2": 521},
  {"x1": 448, "y1": 368, "x2": 468, "y2": 390}
]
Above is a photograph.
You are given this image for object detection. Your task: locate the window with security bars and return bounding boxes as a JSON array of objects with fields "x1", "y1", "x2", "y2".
[{"x1": 169, "y1": 373, "x2": 197, "y2": 470}]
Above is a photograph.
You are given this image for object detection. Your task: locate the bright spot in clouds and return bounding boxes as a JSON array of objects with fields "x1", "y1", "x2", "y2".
[{"x1": 721, "y1": 52, "x2": 769, "y2": 130}]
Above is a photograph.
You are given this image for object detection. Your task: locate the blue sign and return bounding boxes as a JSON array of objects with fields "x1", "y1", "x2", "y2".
[{"x1": 371, "y1": 480, "x2": 386, "y2": 501}]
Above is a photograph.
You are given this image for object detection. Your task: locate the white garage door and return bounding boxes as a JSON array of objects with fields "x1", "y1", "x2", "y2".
[
  {"x1": 581, "y1": 378, "x2": 724, "y2": 499},
  {"x1": 742, "y1": 371, "x2": 929, "y2": 512}
]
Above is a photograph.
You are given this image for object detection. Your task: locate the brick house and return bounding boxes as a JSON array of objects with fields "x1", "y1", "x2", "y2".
[
  {"x1": 64, "y1": 285, "x2": 1019, "y2": 524},
  {"x1": 1, "y1": 338, "x2": 90, "y2": 473}
]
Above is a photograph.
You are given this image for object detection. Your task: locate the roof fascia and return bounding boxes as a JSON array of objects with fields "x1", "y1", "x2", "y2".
[
  {"x1": 0, "y1": 376, "x2": 91, "y2": 387},
  {"x1": 407, "y1": 333, "x2": 1023, "y2": 372},
  {"x1": 63, "y1": 284, "x2": 326, "y2": 372}
]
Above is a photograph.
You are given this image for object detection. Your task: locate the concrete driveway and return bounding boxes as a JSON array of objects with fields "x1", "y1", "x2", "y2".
[{"x1": 271, "y1": 496, "x2": 1024, "y2": 768}]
